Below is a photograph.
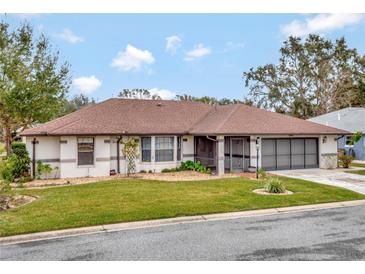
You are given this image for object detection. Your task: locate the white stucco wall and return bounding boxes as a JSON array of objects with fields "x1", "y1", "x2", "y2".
[
  {"x1": 59, "y1": 136, "x2": 111, "y2": 178},
  {"x1": 26, "y1": 136, "x2": 60, "y2": 179},
  {"x1": 182, "y1": 135, "x2": 194, "y2": 161},
  {"x1": 318, "y1": 134, "x2": 338, "y2": 169},
  {"x1": 26, "y1": 135, "x2": 185, "y2": 178}
]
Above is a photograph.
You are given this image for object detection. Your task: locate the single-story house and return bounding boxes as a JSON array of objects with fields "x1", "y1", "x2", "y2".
[
  {"x1": 21, "y1": 98, "x2": 348, "y2": 178},
  {"x1": 308, "y1": 107, "x2": 365, "y2": 160}
]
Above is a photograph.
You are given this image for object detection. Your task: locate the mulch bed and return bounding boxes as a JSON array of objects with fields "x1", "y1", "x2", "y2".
[
  {"x1": 15, "y1": 171, "x2": 241, "y2": 189},
  {"x1": 0, "y1": 195, "x2": 37, "y2": 211},
  {"x1": 238, "y1": 172, "x2": 258, "y2": 179},
  {"x1": 253, "y1": 188, "x2": 293, "y2": 195}
]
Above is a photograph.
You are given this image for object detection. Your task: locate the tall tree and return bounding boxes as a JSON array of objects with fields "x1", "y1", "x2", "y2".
[
  {"x1": 243, "y1": 35, "x2": 365, "y2": 119},
  {"x1": 176, "y1": 94, "x2": 246, "y2": 105},
  {"x1": 0, "y1": 22, "x2": 70, "y2": 154},
  {"x1": 61, "y1": 94, "x2": 95, "y2": 115},
  {"x1": 118, "y1": 89, "x2": 161, "y2": 100}
]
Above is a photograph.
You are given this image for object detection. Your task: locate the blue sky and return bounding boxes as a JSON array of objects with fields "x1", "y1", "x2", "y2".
[{"x1": 2, "y1": 13, "x2": 365, "y2": 101}]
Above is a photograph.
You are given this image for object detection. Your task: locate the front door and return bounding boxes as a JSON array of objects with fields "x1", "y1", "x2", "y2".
[{"x1": 231, "y1": 138, "x2": 244, "y2": 172}]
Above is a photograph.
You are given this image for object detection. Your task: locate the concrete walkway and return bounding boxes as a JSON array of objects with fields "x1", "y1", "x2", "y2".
[{"x1": 271, "y1": 168, "x2": 365, "y2": 194}]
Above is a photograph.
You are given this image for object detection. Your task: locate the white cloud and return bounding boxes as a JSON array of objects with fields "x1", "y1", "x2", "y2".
[
  {"x1": 281, "y1": 14, "x2": 364, "y2": 37},
  {"x1": 223, "y1": 41, "x2": 245, "y2": 52},
  {"x1": 73, "y1": 75, "x2": 102, "y2": 94},
  {"x1": 111, "y1": 44, "x2": 155, "y2": 71},
  {"x1": 55, "y1": 28, "x2": 84, "y2": 44},
  {"x1": 149, "y1": 88, "x2": 176, "y2": 99},
  {"x1": 184, "y1": 43, "x2": 212, "y2": 61},
  {"x1": 165, "y1": 35, "x2": 182, "y2": 55}
]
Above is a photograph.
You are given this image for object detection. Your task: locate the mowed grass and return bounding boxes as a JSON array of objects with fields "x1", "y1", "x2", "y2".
[
  {"x1": 0, "y1": 177, "x2": 364, "y2": 237},
  {"x1": 348, "y1": 162, "x2": 365, "y2": 175},
  {"x1": 346, "y1": 170, "x2": 365, "y2": 176},
  {"x1": 351, "y1": 163, "x2": 365, "y2": 168}
]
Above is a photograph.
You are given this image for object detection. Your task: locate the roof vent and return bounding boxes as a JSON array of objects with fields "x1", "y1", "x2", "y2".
[
  {"x1": 337, "y1": 113, "x2": 341, "y2": 121},
  {"x1": 156, "y1": 103, "x2": 162, "y2": 107}
]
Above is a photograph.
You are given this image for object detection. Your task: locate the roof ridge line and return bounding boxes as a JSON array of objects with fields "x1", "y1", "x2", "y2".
[
  {"x1": 215, "y1": 104, "x2": 241, "y2": 133},
  {"x1": 47, "y1": 118, "x2": 83, "y2": 134},
  {"x1": 186, "y1": 105, "x2": 216, "y2": 133}
]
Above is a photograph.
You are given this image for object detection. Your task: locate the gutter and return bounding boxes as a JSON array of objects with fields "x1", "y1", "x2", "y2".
[{"x1": 206, "y1": 136, "x2": 218, "y2": 142}]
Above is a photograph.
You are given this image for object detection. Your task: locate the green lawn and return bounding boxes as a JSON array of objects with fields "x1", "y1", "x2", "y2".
[
  {"x1": 351, "y1": 163, "x2": 365, "y2": 168},
  {"x1": 0, "y1": 177, "x2": 364, "y2": 237},
  {"x1": 346, "y1": 169, "x2": 365, "y2": 176}
]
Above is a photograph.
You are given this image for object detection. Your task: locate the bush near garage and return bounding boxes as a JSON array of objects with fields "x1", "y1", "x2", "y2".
[{"x1": 339, "y1": 155, "x2": 353, "y2": 168}]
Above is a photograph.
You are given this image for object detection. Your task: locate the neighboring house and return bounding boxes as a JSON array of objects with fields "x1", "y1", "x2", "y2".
[
  {"x1": 21, "y1": 99, "x2": 347, "y2": 178},
  {"x1": 308, "y1": 107, "x2": 365, "y2": 160}
]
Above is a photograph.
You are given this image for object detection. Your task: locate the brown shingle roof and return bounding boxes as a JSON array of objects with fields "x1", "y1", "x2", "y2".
[{"x1": 21, "y1": 98, "x2": 349, "y2": 136}]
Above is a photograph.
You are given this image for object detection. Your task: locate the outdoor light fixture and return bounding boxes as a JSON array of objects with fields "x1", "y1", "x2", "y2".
[
  {"x1": 322, "y1": 136, "x2": 327, "y2": 144},
  {"x1": 255, "y1": 137, "x2": 261, "y2": 179}
]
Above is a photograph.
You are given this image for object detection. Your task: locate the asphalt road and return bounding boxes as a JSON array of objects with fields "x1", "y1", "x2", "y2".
[{"x1": 2, "y1": 205, "x2": 365, "y2": 260}]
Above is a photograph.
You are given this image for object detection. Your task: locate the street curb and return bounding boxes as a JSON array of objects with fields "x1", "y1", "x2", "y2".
[{"x1": 2, "y1": 199, "x2": 365, "y2": 246}]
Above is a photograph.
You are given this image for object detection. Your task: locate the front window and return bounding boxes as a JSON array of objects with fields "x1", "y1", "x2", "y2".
[
  {"x1": 78, "y1": 137, "x2": 94, "y2": 165},
  {"x1": 141, "y1": 137, "x2": 151, "y2": 162},
  {"x1": 345, "y1": 136, "x2": 353, "y2": 147},
  {"x1": 155, "y1": 137, "x2": 174, "y2": 162}
]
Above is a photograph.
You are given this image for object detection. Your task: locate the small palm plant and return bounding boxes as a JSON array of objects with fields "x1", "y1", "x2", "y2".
[
  {"x1": 265, "y1": 176, "x2": 286, "y2": 194},
  {"x1": 36, "y1": 160, "x2": 53, "y2": 179}
]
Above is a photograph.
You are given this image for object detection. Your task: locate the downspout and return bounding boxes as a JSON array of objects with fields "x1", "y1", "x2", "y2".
[
  {"x1": 116, "y1": 136, "x2": 123, "y2": 174},
  {"x1": 31, "y1": 137, "x2": 39, "y2": 178}
]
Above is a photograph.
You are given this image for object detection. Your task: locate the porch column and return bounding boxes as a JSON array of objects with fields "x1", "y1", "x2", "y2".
[
  {"x1": 217, "y1": 135, "x2": 225, "y2": 176},
  {"x1": 249, "y1": 135, "x2": 262, "y2": 169}
]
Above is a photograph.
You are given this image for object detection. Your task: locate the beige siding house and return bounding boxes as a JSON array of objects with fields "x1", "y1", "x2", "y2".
[{"x1": 21, "y1": 99, "x2": 348, "y2": 178}]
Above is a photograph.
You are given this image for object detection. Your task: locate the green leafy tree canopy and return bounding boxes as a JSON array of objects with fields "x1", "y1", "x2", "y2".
[
  {"x1": 243, "y1": 35, "x2": 365, "y2": 119},
  {"x1": 0, "y1": 22, "x2": 71, "y2": 154}
]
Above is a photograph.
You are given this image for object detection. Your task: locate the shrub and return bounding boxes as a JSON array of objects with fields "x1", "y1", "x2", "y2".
[
  {"x1": 36, "y1": 160, "x2": 53, "y2": 179},
  {"x1": 18, "y1": 176, "x2": 32, "y2": 184},
  {"x1": 339, "y1": 155, "x2": 353, "y2": 168},
  {"x1": 139, "y1": 170, "x2": 146, "y2": 173},
  {"x1": 180, "y1": 160, "x2": 195, "y2": 171},
  {"x1": 0, "y1": 157, "x2": 15, "y2": 183},
  {"x1": 148, "y1": 170, "x2": 153, "y2": 173},
  {"x1": 0, "y1": 143, "x2": 31, "y2": 192},
  {"x1": 161, "y1": 168, "x2": 179, "y2": 173},
  {"x1": 265, "y1": 177, "x2": 286, "y2": 193},
  {"x1": 11, "y1": 142, "x2": 27, "y2": 156},
  {"x1": 179, "y1": 160, "x2": 211, "y2": 174},
  {"x1": 5, "y1": 142, "x2": 31, "y2": 180},
  {"x1": 257, "y1": 168, "x2": 267, "y2": 179}
]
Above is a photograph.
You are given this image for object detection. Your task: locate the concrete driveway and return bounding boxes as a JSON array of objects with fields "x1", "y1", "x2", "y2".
[{"x1": 271, "y1": 168, "x2": 365, "y2": 194}]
